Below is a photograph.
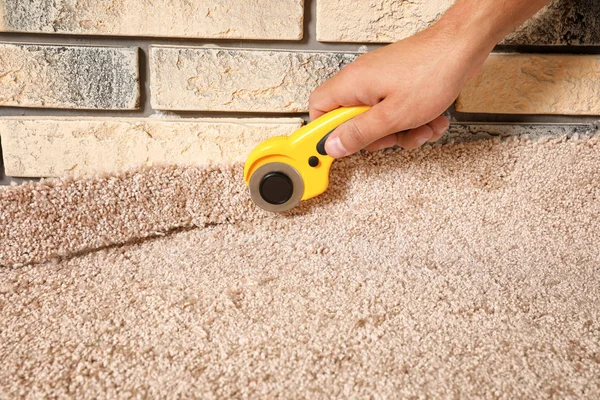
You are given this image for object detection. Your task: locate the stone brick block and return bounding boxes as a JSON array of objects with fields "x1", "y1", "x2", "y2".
[
  {"x1": 317, "y1": 0, "x2": 600, "y2": 45},
  {"x1": 150, "y1": 47, "x2": 358, "y2": 112},
  {"x1": 0, "y1": 117, "x2": 303, "y2": 177},
  {"x1": 0, "y1": 43, "x2": 139, "y2": 109},
  {"x1": 456, "y1": 54, "x2": 600, "y2": 115},
  {"x1": 317, "y1": 0, "x2": 451, "y2": 43},
  {"x1": 0, "y1": 1, "x2": 304, "y2": 40}
]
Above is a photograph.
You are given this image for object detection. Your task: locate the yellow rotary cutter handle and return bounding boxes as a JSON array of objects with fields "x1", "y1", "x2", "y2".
[{"x1": 244, "y1": 106, "x2": 371, "y2": 212}]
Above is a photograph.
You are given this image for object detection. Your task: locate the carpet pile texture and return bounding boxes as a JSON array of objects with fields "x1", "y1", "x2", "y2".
[{"x1": 1, "y1": 126, "x2": 599, "y2": 398}]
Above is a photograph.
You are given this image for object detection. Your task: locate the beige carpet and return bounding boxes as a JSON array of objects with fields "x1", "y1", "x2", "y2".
[{"x1": 1, "y1": 126, "x2": 599, "y2": 398}]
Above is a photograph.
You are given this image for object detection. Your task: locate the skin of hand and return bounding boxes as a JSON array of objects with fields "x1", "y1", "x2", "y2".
[{"x1": 309, "y1": 0, "x2": 551, "y2": 158}]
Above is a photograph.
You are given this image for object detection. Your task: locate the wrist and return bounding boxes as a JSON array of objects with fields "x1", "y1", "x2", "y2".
[
  {"x1": 434, "y1": 3, "x2": 499, "y2": 58},
  {"x1": 427, "y1": 0, "x2": 513, "y2": 81},
  {"x1": 436, "y1": 0, "x2": 551, "y2": 52}
]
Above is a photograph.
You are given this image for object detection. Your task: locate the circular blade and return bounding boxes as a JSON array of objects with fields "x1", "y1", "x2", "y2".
[{"x1": 248, "y1": 162, "x2": 304, "y2": 212}]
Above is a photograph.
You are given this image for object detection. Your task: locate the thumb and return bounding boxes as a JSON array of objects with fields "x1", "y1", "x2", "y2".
[{"x1": 324, "y1": 100, "x2": 401, "y2": 158}]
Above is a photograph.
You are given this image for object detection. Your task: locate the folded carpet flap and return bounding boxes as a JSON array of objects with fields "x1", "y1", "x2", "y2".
[{"x1": 1, "y1": 124, "x2": 597, "y2": 268}]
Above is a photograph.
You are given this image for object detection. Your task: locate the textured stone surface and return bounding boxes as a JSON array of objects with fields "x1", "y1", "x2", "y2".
[
  {"x1": 317, "y1": 0, "x2": 452, "y2": 43},
  {"x1": 0, "y1": 0, "x2": 304, "y2": 40},
  {"x1": 150, "y1": 47, "x2": 358, "y2": 112},
  {"x1": 0, "y1": 43, "x2": 139, "y2": 109},
  {"x1": 456, "y1": 54, "x2": 600, "y2": 115},
  {"x1": 502, "y1": 0, "x2": 600, "y2": 45},
  {"x1": 317, "y1": 0, "x2": 600, "y2": 45},
  {"x1": 0, "y1": 117, "x2": 303, "y2": 177}
]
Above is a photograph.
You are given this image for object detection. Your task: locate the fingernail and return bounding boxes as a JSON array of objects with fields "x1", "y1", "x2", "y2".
[{"x1": 325, "y1": 136, "x2": 348, "y2": 158}]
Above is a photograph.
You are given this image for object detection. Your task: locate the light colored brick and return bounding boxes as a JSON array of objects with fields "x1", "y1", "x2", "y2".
[
  {"x1": 317, "y1": 0, "x2": 451, "y2": 43},
  {"x1": 0, "y1": 1, "x2": 304, "y2": 40},
  {"x1": 0, "y1": 117, "x2": 303, "y2": 177},
  {"x1": 317, "y1": 0, "x2": 600, "y2": 45},
  {"x1": 455, "y1": 54, "x2": 600, "y2": 115},
  {"x1": 0, "y1": 43, "x2": 139, "y2": 109},
  {"x1": 150, "y1": 47, "x2": 358, "y2": 113}
]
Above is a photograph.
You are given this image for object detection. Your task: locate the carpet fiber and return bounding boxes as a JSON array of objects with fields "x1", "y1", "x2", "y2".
[{"x1": 1, "y1": 127, "x2": 599, "y2": 398}]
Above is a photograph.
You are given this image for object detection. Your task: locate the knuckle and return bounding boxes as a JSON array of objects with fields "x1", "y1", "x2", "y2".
[
  {"x1": 308, "y1": 90, "x2": 321, "y2": 107},
  {"x1": 377, "y1": 101, "x2": 411, "y2": 131},
  {"x1": 345, "y1": 120, "x2": 368, "y2": 147},
  {"x1": 378, "y1": 107, "x2": 398, "y2": 127},
  {"x1": 401, "y1": 113, "x2": 419, "y2": 130},
  {"x1": 340, "y1": 60, "x2": 363, "y2": 78}
]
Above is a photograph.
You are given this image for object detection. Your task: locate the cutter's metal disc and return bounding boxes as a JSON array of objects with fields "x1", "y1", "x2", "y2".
[{"x1": 248, "y1": 162, "x2": 304, "y2": 212}]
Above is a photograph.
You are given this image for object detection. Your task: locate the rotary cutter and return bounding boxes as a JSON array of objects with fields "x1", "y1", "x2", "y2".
[{"x1": 244, "y1": 106, "x2": 370, "y2": 212}]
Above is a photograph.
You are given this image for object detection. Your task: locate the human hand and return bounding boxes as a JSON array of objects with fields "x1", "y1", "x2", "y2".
[{"x1": 309, "y1": 21, "x2": 493, "y2": 158}]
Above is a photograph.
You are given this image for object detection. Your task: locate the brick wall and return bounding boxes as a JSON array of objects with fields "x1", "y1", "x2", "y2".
[{"x1": 1, "y1": 0, "x2": 599, "y2": 182}]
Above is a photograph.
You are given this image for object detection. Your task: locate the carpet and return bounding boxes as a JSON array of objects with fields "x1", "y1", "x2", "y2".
[{"x1": 1, "y1": 125, "x2": 599, "y2": 398}]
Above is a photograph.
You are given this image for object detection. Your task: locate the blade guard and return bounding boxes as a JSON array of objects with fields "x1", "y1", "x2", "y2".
[{"x1": 244, "y1": 106, "x2": 370, "y2": 202}]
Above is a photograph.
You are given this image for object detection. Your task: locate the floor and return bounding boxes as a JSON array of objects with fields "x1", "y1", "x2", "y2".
[{"x1": 2, "y1": 129, "x2": 599, "y2": 397}]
